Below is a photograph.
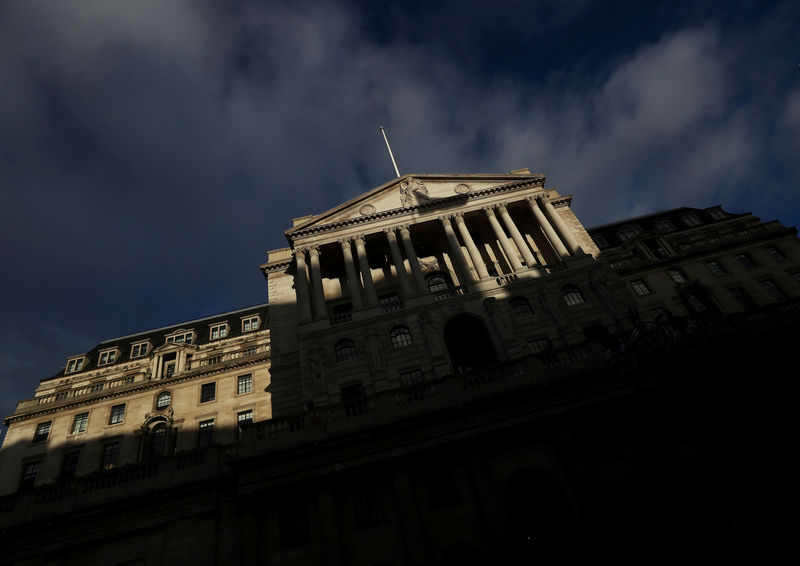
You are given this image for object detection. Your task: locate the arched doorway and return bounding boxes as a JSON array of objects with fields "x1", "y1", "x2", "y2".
[{"x1": 443, "y1": 314, "x2": 499, "y2": 372}]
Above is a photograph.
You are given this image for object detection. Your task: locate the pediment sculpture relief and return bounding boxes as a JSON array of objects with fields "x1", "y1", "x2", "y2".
[{"x1": 399, "y1": 177, "x2": 432, "y2": 207}]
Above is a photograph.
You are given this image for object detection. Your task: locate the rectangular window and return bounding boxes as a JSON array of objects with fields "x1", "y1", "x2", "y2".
[
  {"x1": 131, "y1": 342, "x2": 149, "y2": 358},
  {"x1": 98, "y1": 350, "x2": 116, "y2": 366},
  {"x1": 109, "y1": 404, "x2": 126, "y2": 425},
  {"x1": 33, "y1": 421, "x2": 52, "y2": 442},
  {"x1": 729, "y1": 287, "x2": 755, "y2": 310},
  {"x1": 682, "y1": 214, "x2": 702, "y2": 226},
  {"x1": 279, "y1": 504, "x2": 310, "y2": 548},
  {"x1": 765, "y1": 245, "x2": 785, "y2": 260},
  {"x1": 198, "y1": 419, "x2": 215, "y2": 447},
  {"x1": 762, "y1": 279, "x2": 787, "y2": 302},
  {"x1": 707, "y1": 208, "x2": 727, "y2": 220},
  {"x1": 617, "y1": 226, "x2": 641, "y2": 241},
  {"x1": 237, "y1": 410, "x2": 253, "y2": 439},
  {"x1": 200, "y1": 382, "x2": 216, "y2": 403},
  {"x1": 210, "y1": 324, "x2": 228, "y2": 340},
  {"x1": 71, "y1": 412, "x2": 89, "y2": 434},
  {"x1": 654, "y1": 219, "x2": 675, "y2": 233},
  {"x1": 705, "y1": 260, "x2": 727, "y2": 276},
  {"x1": 630, "y1": 279, "x2": 651, "y2": 297},
  {"x1": 399, "y1": 368, "x2": 424, "y2": 386},
  {"x1": 793, "y1": 271, "x2": 800, "y2": 282},
  {"x1": 242, "y1": 316, "x2": 260, "y2": 332},
  {"x1": 237, "y1": 374, "x2": 253, "y2": 395},
  {"x1": 20, "y1": 462, "x2": 39, "y2": 490},
  {"x1": 61, "y1": 451, "x2": 80, "y2": 478},
  {"x1": 55, "y1": 391, "x2": 69, "y2": 401},
  {"x1": 167, "y1": 332, "x2": 193, "y2": 344},
  {"x1": 91, "y1": 382, "x2": 104, "y2": 392},
  {"x1": 354, "y1": 485, "x2": 386, "y2": 528},
  {"x1": 668, "y1": 269, "x2": 687, "y2": 283},
  {"x1": 527, "y1": 337, "x2": 552, "y2": 354},
  {"x1": 66, "y1": 358, "x2": 84, "y2": 374},
  {"x1": 101, "y1": 442, "x2": 119, "y2": 471},
  {"x1": 592, "y1": 234, "x2": 608, "y2": 248},
  {"x1": 735, "y1": 253, "x2": 757, "y2": 269}
]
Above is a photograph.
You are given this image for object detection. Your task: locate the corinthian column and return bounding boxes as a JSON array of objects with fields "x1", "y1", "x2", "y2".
[
  {"x1": 399, "y1": 225, "x2": 426, "y2": 292},
  {"x1": 540, "y1": 195, "x2": 584, "y2": 255},
  {"x1": 339, "y1": 238, "x2": 363, "y2": 309},
  {"x1": 354, "y1": 236, "x2": 379, "y2": 306},
  {"x1": 384, "y1": 228, "x2": 413, "y2": 297},
  {"x1": 453, "y1": 212, "x2": 489, "y2": 279},
  {"x1": 308, "y1": 246, "x2": 327, "y2": 318},
  {"x1": 440, "y1": 214, "x2": 476, "y2": 284},
  {"x1": 497, "y1": 203, "x2": 538, "y2": 270},
  {"x1": 526, "y1": 196, "x2": 570, "y2": 260},
  {"x1": 294, "y1": 248, "x2": 312, "y2": 321},
  {"x1": 484, "y1": 205, "x2": 524, "y2": 272}
]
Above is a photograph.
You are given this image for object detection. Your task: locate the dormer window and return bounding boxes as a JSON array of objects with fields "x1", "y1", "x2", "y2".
[
  {"x1": 242, "y1": 316, "x2": 260, "y2": 332},
  {"x1": 707, "y1": 208, "x2": 727, "y2": 220},
  {"x1": 131, "y1": 342, "x2": 150, "y2": 358},
  {"x1": 166, "y1": 331, "x2": 194, "y2": 345},
  {"x1": 210, "y1": 323, "x2": 229, "y2": 340},
  {"x1": 682, "y1": 214, "x2": 702, "y2": 227},
  {"x1": 617, "y1": 225, "x2": 642, "y2": 242},
  {"x1": 98, "y1": 348, "x2": 119, "y2": 366},
  {"x1": 66, "y1": 356, "x2": 86, "y2": 374},
  {"x1": 654, "y1": 219, "x2": 675, "y2": 233},
  {"x1": 592, "y1": 234, "x2": 608, "y2": 248}
]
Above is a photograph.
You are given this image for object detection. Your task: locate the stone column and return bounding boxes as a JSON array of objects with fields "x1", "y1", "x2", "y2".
[
  {"x1": 440, "y1": 214, "x2": 476, "y2": 284},
  {"x1": 526, "y1": 196, "x2": 570, "y2": 260},
  {"x1": 384, "y1": 228, "x2": 413, "y2": 297},
  {"x1": 308, "y1": 246, "x2": 326, "y2": 318},
  {"x1": 399, "y1": 225, "x2": 426, "y2": 292},
  {"x1": 453, "y1": 212, "x2": 490, "y2": 279},
  {"x1": 339, "y1": 238, "x2": 363, "y2": 309},
  {"x1": 497, "y1": 203, "x2": 539, "y2": 269},
  {"x1": 484, "y1": 205, "x2": 524, "y2": 271},
  {"x1": 354, "y1": 235, "x2": 379, "y2": 306},
  {"x1": 540, "y1": 195, "x2": 583, "y2": 255},
  {"x1": 294, "y1": 248, "x2": 313, "y2": 321}
]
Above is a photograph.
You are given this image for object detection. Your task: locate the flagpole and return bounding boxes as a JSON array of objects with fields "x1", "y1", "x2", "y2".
[{"x1": 379, "y1": 126, "x2": 401, "y2": 178}]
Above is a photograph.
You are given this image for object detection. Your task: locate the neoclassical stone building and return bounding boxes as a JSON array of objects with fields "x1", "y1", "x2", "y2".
[{"x1": 1, "y1": 170, "x2": 798, "y2": 565}]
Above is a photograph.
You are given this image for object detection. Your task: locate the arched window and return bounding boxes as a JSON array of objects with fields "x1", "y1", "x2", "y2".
[
  {"x1": 149, "y1": 423, "x2": 167, "y2": 460},
  {"x1": 562, "y1": 285, "x2": 585, "y2": 306},
  {"x1": 510, "y1": 297, "x2": 534, "y2": 317},
  {"x1": 390, "y1": 326, "x2": 413, "y2": 349},
  {"x1": 156, "y1": 391, "x2": 171, "y2": 410},
  {"x1": 335, "y1": 339, "x2": 357, "y2": 362},
  {"x1": 426, "y1": 272, "x2": 452, "y2": 293}
]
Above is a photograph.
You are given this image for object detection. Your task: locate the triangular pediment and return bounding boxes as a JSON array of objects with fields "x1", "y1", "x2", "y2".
[{"x1": 288, "y1": 172, "x2": 545, "y2": 235}]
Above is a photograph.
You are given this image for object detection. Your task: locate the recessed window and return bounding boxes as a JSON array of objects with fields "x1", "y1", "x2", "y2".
[
  {"x1": 71, "y1": 412, "x2": 89, "y2": 434},
  {"x1": 354, "y1": 485, "x2": 386, "y2": 528},
  {"x1": 399, "y1": 368, "x2": 424, "y2": 386},
  {"x1": 55, "y1": 391, "x2": 69, "y2": 401},
  {"x1": 198, "y1": 419, "x2": 215, "y2": 448},
  {"x1": 682, "y1": 214, "x2": 702, "y2": 226},
  {"x1": 279, "y1": 504, "x2": 311, "y2": 549},
  {"x1": 60, "y1": 451, "x2": 80, "y2": 478},
  {"x1": 765, "y1": 246, "x2": 785, "y2": 261},
  {"x1": 335, "y1": 339, "x2": 357, "y2": 362},
  {"x1": 389, "y1": 326, "x2": 413, "y2": 349},
  {"x1": 687, "y1": 294, "x2": 708, "y2": 312},
  {"x1": 101, "y1": 442, "x2": 119, "y2": 471},
  {"x1": 729, "y1": 286, "x2": 755, "y2": 309},
  {"x1": 66, "y1": 357, "x2": 85, "y2": 374},
  {"x1": 510, "y1": 297, "x2": 534, "y2": 317},
  {"x1": 617, "y1": 226, "x2": 642, "y2": 241},
  {"x1": 200, "y1": 382, "x2": 216, "y2": 403},
  {"x1": 707, "y1": 208, "x2": 727, "y2": 220},
  {"x1": 156, "y1": 391, "x2": 171, "y2": 409},
  {"x1": 654, "y1": 219, "x2": 675, "y2": 233},
  {"x1": 210, "y1": 323, "x2": 229, "y2": 340},
  {"x1": 592, "y1": 234, "x2": 608, "y2": 248},
  {"x1": 131, "y1": 342, "x2": 149, "y2": 358},
  {"x1": 166, "y1": 331, "x2": 194, "y2": 344},
  {"x1": 98, "y1": 349, "x2": 117, "y2": 366},
  {"x1": 242, "y1": 316, "x2": 260, "y2": 332},
  {"x1": 735, "y1": 253, "x2": 757, "y2": 269},
  {"x1": 630, "y1": 279, "x2": 651, "y2": 297},
  {"x1": 108, "y1": 404, "x2": 125, "y2": 425},
  {"x1": 91, "y1": 382, "x2": 104, "y2": 393},
  {"x1": 705, "y1": 260, "x2": 727, "y2": 276},
  {"x1": 33, "y1": 421, "x2": 52, "y2": 443},
  {"x1": 793, "y1": 271, "x2": 800, "y2": 282},
  {"x1": 527, "y1": 337, "x2": 552, "y2": 354},
  {"x1": 237, "y1": 410, "x2": 253, "y2": 439},
  {"x1": 426, "y1": 272, "x2": 452, "y2": 293},
  {"x1": 668, "y1": 269, "x2": 687, "y2": 283},
  {"x1": 237, "y1": 374, "x2": 253, "y2": 395},
  {"x1": 20, "y1": 462, "x2": 39, "y2": 490},
  {"x1": 761, "y1": 279, "x2": 787, "y2": 302},
  {"x1": 379, "y1": 293, "x2": 402, "y2": 312},
  {"x1": 562, "y1": 285, "x2": 585, "y2": 306}
]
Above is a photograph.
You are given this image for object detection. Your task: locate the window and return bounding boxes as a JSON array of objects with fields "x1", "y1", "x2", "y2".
[
  {"x1": 562, "y1": 285, "x2": 585, "y2": 306},
  {"x1": 55, "y1": 391, "x2": 69, "y2": 401},
  {"x1": 33, "y1": 421, "x2": 52, "y2": 442},
  {"x1": 131, "y1": 342, "x2": 149, "y2": 358},
  {"x1": 527, "y1": 336, "x2": 552, "y2": 354},
  {"x1": 60, "y1": 451, "x2": 80, "y2": 478},
  {"x1": 793, "y1": 271, "x2": 800, "y2": 282},
  {"x1": 705, "y1": 260, "x2": 727, "y2": 276},
  {"x1": 510, "y1": 297, "x2": 534, "y2": 317},
  {"x1": 200, "y1": 382, "x2": 216, "y2": 403},
  {"x1": 210, "y1": 323, "x2": 228, "y2": 340},
  {"x1": 156, "y1": 391, "x2": 171, "y2": 409},
  {"x1": 20, "y1": 462, "x2": 39, "y2": 490},
  {"x1": 426, "y1": 272, "x2": 452, "y2": 293},
  {"x1": 66, "y1": 357, "x2": 85, "y2": 374},
  {"x1": 279, "y1": 504, "x2": 310, "y2": 548},
  {"x1": 98, "y1": 349, "x2": 117, "y2": 366},
  {"x1": 762, "y1": 279, "x2": 787, "y2": 302},
  {"x1": 682, "y1": 214, "x2": 702, "y2": 226},
  {"x1": 71, "y1": 412, "x2": 89, "y2": 434},
  {"x1": 242, "y1": 316, "x2": 260, "y2": 332},
  {"x1": 335, "y1": 339, "x2": 357, "y2": 362},
  {"x1": 198, "y1": 419, "x2": 215, "y2": 448},
  {"x1": 108, "y1": 404, "x2": 126, "y2": 425},
  {"x1": 379, "y1": 293, "x2": 402, "y2": 312},
  {"x1": 166, "y1": 331, "x2": 193, "y2": 344},
  {"x1": 630, "y1": 279, "x2": 651, "y2": 297},
  {"x1": 765, "y1": 245, "x2": 785, "y2": 261},
  {"x1": 354, "y1": 485, "x2": 386, "y2": 527},
  {"x1": 100, "y1": 442, "x2": 119, "y2": 471},
  {"x1": 237, "y1": 374, "x2": 253, "y2": 395},
  {"x1": 592, "y1": 234, "x2": 608, "y2": 248},
  {"x1": 729, "y1": 286, "x2": 755, "y2": 309},
  {"x1": 237, "y1": 410, "x2": 253, "y2": 439},
  {"x1": 735, "y1": 253, "x2": 757, "y2": 269},
  {"x1": 399, "y1": 368, "x2": 424, "y2": 386},
  {"x1": 654, "y1": 219, "x2": 675, "y2": 233},
  {"x1": 389, "y1": 326, "x2": 413, "y2": 349},
  {"x1": 687, "y1": 294, "x2": 708, "y2": 312},
  {"x1": 668, "y1": 269, "x2": 687, "y2": 283},
  {"x1": 124, "y1": 376, "x2": 135, "y2": 384},
  {"x1": 617, "y1": 225, "x2": 642, "y2": 241},
  {"x1": 707, "y1": 208, "x2": 727, "y2": 220},
  {"x1": 91, "y1": 382, "x2": 104, "y2": 393}
]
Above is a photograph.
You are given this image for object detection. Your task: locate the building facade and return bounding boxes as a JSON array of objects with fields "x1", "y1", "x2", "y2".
[{"x1": 0, "y1": 170, "x2": 798, "y2": 565}]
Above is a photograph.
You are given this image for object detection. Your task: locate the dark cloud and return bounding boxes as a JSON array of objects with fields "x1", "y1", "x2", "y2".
[{"x1": 1, "y1": 0, "x2": 798, "y2": 435}]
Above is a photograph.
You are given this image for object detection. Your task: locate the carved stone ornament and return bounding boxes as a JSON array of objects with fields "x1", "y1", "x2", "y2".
[
  {"x1": 454, "y1": 183, "x2": 471, "y2": 194},
  {"x1": 399, "y1": 177, "x2": 431, "y2": 207},
  {"x1": 359, "y1": 204, "x2": 376, "y2": 216}
]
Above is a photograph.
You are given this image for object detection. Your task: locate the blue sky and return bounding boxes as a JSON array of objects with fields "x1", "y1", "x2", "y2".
[{"x1": 1, "y1": 0, "x2": 799, "y2": 438}]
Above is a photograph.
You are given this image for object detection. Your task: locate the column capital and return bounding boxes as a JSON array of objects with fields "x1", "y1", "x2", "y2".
[
  {"x1": 294, "y1": 247, "x2": 308, "y2": 260},
  {"x1": 338, "y1": 237, "x2": 352, "y2": 248},
  {"x1": 482, "y1": 205, "x2": 497, "y2": 217},
  {"x1": 353, "y1": 235, "x2": 366, "y2": 246},
  {"x1": 452, "y1": 211, "x2": 465, "y2": 223},
  {"x1": 535, "y1": 192, "x2": 550, "y2": 203},
  {"x1": 398, "y1": 224, "x2": 411, "y2": 237},
  {"x1": 438, "y1": 214, "x2": 454, "y2": 226},
  {"x1": 308, "y1": 245, "x2": 321, "y2": 257},
  {"x1": 496, "y1": 202, "x2": 509, "y2": 214},
  {"x1": 382, "y1": 227, "x2": 398, "y2": 241}
]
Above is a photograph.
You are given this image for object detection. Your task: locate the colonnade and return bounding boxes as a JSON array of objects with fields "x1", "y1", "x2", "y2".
[{"x1": 293, "y1": 194, "x2": 583, "y2": 320}]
